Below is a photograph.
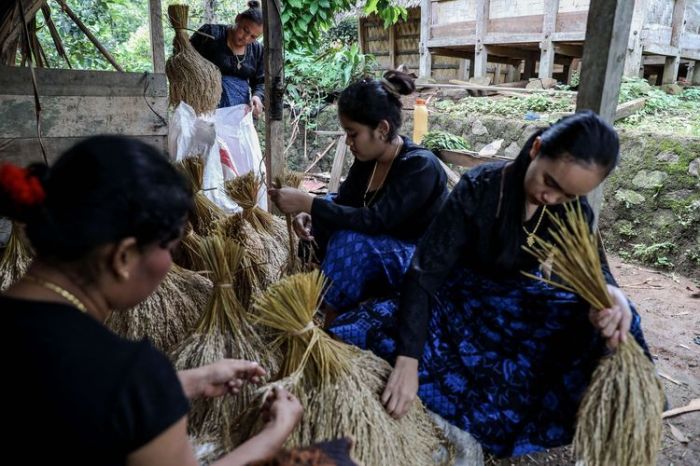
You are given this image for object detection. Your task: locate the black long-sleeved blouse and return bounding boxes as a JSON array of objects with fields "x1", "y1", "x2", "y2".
[
  {"x1": 190, "y1": 24, "x2": 264, "y2": 102},
  {"x1": 311, "y1": 136, "x2": 448, "y2": 243},
  {"x1": 396, "y1": 161, "x2": 618, "y2": 359}
]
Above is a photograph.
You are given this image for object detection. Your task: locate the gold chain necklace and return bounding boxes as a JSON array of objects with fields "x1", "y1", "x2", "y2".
[
  {"x1": 523, "y1": 205, "x2": 548, "y2": 247},
  {"x1": 363, "y1": 140, "x2": 403, "y2": 207},
  {"x1": 24, "y1": 274, "x2": 88, "y2": 313}
]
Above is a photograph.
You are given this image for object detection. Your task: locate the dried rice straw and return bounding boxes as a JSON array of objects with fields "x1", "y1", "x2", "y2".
[
  {"x1": 106, "y1": 265, "x2": 211, "y2": 354},
  {"x1": 0, "y1": 222, "x2": 32, "y2": 291},
  {"x1": 238, "y1": 270, "x2": 452, "y2": 465},
  {"x1": 166, "y1": 4, "x2": 222, "y2": 115},
  {"x1": 177, "y1": 157, "x2": 225, "y2": 235},
  {"x1": 522, "y1": 201, "x2": 664, "y2": 466},
  {"x1": 169, "y1": 234, "x2": 277, "y2": 452}
]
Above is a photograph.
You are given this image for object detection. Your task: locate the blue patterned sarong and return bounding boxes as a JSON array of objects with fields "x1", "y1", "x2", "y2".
[
  {"x1": 329, "y1": 267, "x2": 652, "y2": 458},
  {"x1": 219, "y1": 75, "x2": 250, "y2": 108},
  {"x1": 321, "y1": 230, "x2": 416, "y2": 311}
]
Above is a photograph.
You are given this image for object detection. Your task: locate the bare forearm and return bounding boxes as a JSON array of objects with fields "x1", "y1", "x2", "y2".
[
  {"x1": 211, "y1": 426, "x2": 287, "y2": 466},
  {"x1": 177, "y1": 368, "x2": 203, "y2": 399}
]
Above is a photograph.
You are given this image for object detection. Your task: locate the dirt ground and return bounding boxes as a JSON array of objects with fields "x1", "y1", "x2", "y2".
[{"x1": 502, "y1": 256, "x2": 700, "y2": 466}]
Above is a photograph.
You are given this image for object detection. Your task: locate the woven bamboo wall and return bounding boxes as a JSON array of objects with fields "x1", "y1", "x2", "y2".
[{"x1": 361, "y1": 7, "x2": 461, "y2": 80}]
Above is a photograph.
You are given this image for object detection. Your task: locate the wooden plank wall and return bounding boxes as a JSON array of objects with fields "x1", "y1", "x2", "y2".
[
  {"x1": 0, "y1": 66, "x2": 168, "y2": 166},
  {"x1": 362, "y1": 8, "x2": 461, "y2": 80}
]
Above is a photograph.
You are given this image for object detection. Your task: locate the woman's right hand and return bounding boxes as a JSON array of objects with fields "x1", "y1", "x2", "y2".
[
  {"x1": 381, "y1": 356, "x2": 419, "y2": 419},
  {"x1": 261, "y1": 386, "x2": 303, "y2": 439},
  {"x1": 292, "y1": 213, "x2": 314, "y2": 241}
]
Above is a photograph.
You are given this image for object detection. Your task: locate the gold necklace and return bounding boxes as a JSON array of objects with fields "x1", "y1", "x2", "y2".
[
  {"x1": 24, "y1": 274, "x2": 88, "y2": 313},
  {"x1": 363, "y1": 140, "x2": 403, "y2": 207},
  {"x1": 523, "y1": 205, "x2": 548, "y2": 247}
]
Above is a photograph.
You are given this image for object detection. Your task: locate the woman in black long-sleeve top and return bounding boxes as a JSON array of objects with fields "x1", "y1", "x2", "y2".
[
  {"x1": 328, "y1": 112, "x2": 655, "y2": 459},
  {"x1": 191, "y1": 1, "x2": 264, "y2": 117},
  {"x1": 269, "y1": 71, "x2": 448, "y2": 314}
]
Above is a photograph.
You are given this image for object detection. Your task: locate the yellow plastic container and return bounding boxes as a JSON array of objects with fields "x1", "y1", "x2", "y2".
[{"x1": 412, "y1": 98, "x2": 428, "y2": 144}]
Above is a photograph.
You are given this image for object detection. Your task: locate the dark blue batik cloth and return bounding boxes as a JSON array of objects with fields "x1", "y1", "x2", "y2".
[
  {"x1": 321, "y1": 230, "x2": 416, "y2": 311},
  {"x1": 219, "y1": 75, "x2": 250, "y2": 108},
  {"x1": 328, "y1": 267, "x2": 652, "y2": 458}
]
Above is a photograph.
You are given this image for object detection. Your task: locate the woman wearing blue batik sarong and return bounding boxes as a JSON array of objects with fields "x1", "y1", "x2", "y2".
[
  {"x1": 269, "y1": 71, "x2": 448, "y2": 315},
  {"x1": 328, "y1": 111, "x2": 655, "y2": 459}
]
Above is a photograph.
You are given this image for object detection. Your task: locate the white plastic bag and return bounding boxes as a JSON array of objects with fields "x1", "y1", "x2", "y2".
[
  {"x1": 215, "y1": 105, "x2": 267, "y2": 210},
  {"x1": 168, "y1": 102, "x2": 240, "y2": 213}
]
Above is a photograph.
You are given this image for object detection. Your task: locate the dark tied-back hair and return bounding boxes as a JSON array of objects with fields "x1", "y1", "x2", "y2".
[
  {"x1": 338, "y1": 70, "x2": 416, "y2": 140},
  {"x1": 238, "y1": 0, "x2": 262, "y2": 25},
  {"x1": 0, "y1": 135, "x2": 192, "y2": 267},
  {"x1": 494, "y1": 110, "x2": 619, "y2": 270}
]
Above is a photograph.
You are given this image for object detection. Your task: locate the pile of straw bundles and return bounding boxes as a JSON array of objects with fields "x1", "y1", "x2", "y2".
[
  {"x1": 166, "y1": 4, "x2": 222, "y2": 115},
  {"x1": 239, "y1": 270, "x2": 452, "y2": 466},
  {"x1": 524, "y1": 201, "x2": 664, "y2": 466},
  {"x1": 222, "y1": 173, "x2": 293, "y2": 288},
  {"x1": 170, "y1": 234, "x2": 277, "y2": 451},
  {"x1": 0, "y1": 222, "x2": 31, "y2": 291},
  {"x1": 105, "y1": 265, "x2": 211, "y2": 354}
]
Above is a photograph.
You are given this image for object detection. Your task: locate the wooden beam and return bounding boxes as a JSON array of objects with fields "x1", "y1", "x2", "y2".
[
  {"x1": 644, "y1": 42, "x2": 680, "y2": 57},
  {"x1": 554, "y1": 44, "x2": 583, "y2": 57},
  {"x1": 615, "y1": 97, "x2": 646, "y2": 120},
  {"x1": 485, "y1": 45, "x2": 531, "y2": 60},
  {"x1": 473, "y1": 0, "x2": 489, "y2": 78},
  {"x1": 643, "y1": 56, "x2": 666, "y2": 65},
  {"x1": 389, "y1": 24, "x2": 396, "y2": 69},
  {"x1": 263, "y1": 0, "x2": 285, "y2": 195},
  {"x1": 576, "y1": 0, "x2": 634, "y2": 222},
  {"x1": 56, "y1": 0, "x2": 124, "y2": 72},
  {"x1": 624, "y1": 0, "x2": 649, "y2": 77},
  {"x1": 328, "y1": 136, "x2": 347, "y2": 193},
  {"x1": 663, "y1": 0, "x2": 687, "y2": 84},
  {"x1": 550, "y1": 31, "x2": 586, "y2": 42},
  {"x1": 680, "y1": 48, "x2": 700, "y2": 61},
  {"x1": 419, "y1": 0, "x2": 432, "y2": 78},
  {"x1": 148, "y1": 0, "x2": 166, "y2": 74},
  {"x1": 539, "y1": 0, "x2": 559, "y2": 79}
]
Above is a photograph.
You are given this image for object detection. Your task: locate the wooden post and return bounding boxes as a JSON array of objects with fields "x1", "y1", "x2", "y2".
[
  {"x1": 389, "y1": 24, "x2": 397, "y2": 69},
  {"x1": 474, "y1": 0, "x2": 489, "y2": 78},
  {"x1": 493, "y1": 63, "x2": 502, "y2": 84},
  {"x1": 458, "y1": 59, "x2": 471, "y2": 80},
  {"x1": 662, "y1": 0, "x2": 686, "y2": 84},
  {"x1": 148, "y1": 0, "x2": 165, "y2": 74},
  {"x1": 539, "y1": 0, "x2": 559, "y2": 79},
  {"x1": 523, "y1": 54, "x2": 537, "y2": 79},
  {"x1": 203, "y1": 0, "x2": 217, "y2": 24},
  {"x1": 419, "y1": 0, "x2": 432, "y2": 78},
  {"x1": 358, "y1": 18, "x2": 366, "y2": 53},
  {"x1": 328, "y1": 136, "x2": 348, "y2": 193},
  {"x1": 692, "y1": 61, "x2": 700, "y2": 85},
  {"x1": 623, "y1": 0, "x2": 649, "y2": 77},
  {"x1": 576, "y1": 0, "x2": 634, "y2": 221},
  {"x1": 263, "y1": 0, "x2": 285, "y2": 194}
]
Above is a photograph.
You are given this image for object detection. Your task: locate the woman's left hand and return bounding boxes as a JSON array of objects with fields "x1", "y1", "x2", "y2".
[
  {"x1": 251, "y1": 96, "x2": 264, "y2": 118},
  {"x1": 268, "y1": 187, "x2": 314, "y2": 214},
  {"x1": 589, "y1": 284, "x2": 632, "y2": 350},
  {"x1": 179, "y1": 359, "x2": 266, "y2": 399}
]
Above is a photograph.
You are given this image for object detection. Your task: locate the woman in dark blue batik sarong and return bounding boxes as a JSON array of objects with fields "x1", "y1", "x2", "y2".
[
  {"x1": 269, "y1": 71, "x2": 448, "y2": 315},
  {"x1": 329, "y1": 111, "x2": 655, "y2": 459}
]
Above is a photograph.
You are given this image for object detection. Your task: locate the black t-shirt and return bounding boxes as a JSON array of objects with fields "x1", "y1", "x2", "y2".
[{"x1": 2, "y1": 296, "x2": 190, "y2": 466}]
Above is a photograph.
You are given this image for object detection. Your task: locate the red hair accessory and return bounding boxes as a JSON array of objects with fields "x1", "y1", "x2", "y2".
[{"x1": 0, "y1": 164, "x2": 46, "y2": 207}]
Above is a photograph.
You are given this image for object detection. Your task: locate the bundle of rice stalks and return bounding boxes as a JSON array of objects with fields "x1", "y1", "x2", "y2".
[
  {"x1": 165, "y1": 4, "x2": 222, "y2": 115},
  {"x1": 523, "y1": 201, "x2": 664, "y2": 466},
  {"x1": 283, "y1": 170, "x2": 305, "y2": 190},
  {"x1": 224, "y1": 173, "x2": 290, "y2": 282},
  {"x1": 178, "y1": 157, "x2": 225, "y2": 235},
  {"x1": 239, "y1": 270, "x2": 452, "y2": 465},
  {"x1": 170, "y1": 234, "x2": 277, "y2": 451},
  {"x1": 0, "y1": 222, "x2": 32, "y2": 291},
  {"x1": 106, "y1": 265, "x2": 211, "y2": 354}
]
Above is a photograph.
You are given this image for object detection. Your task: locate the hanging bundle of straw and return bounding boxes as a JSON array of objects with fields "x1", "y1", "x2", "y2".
[
  {"x1": 165, "y1": 4, "x2": 222, "y2": 115},
  {"x1": 224, "y1": 173, "x2": 290, "y2": 282},
  {"x1": 178, "y1": 157, "x2": 225, "y2": 235},
  {"x1": 523, "y1": 201, "x2": 664, "y2": 466},
  {"x1": 0, "y1": 222, "x2": 32, "y2": 291},
  {"x1": 170, "y1": 234, "x2": 277, "y2": 451},
  {"x1": 106, "y1": 265, "x2": 211, "y2": 354},
  {"x1": 238, "y1": 270, "x2": 452, "y2": 465}
]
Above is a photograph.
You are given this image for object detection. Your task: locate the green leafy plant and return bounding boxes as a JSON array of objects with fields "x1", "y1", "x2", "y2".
[
  {"x1": 632, "y1": 242, "x2": 676, "y2": 268},
  {"x1": 421, "y1": 131, "x2": 471, "y2": 153}
]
